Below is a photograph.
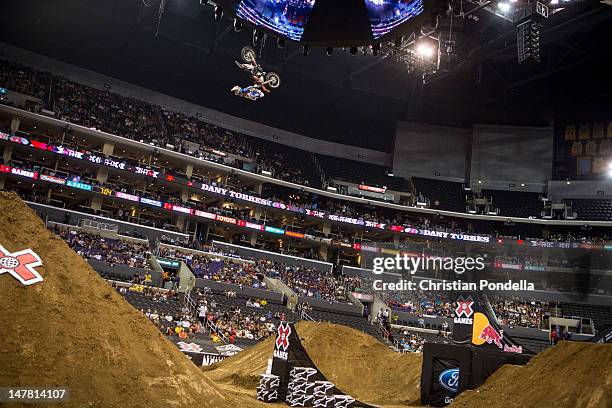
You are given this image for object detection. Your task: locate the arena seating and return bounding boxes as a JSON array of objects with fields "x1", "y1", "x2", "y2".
[
  {"x1": 123, "y1": 289, "x2": 184, "y2": 319},
  {"x1": 306, "y1": 308, "x2": 382, "y2": 340},
  {"x1": 316, "y1": 153, "x2": 411, "y2": 192},
  {"x1": 245, "y1": 136, "x2": 322, "y2": 188},
  {"x1": 505, "y1": 332, "x2": 550, "y2": 353},
  {"x1": 411, "y1": 177, "x2": 466, "y2": 212},
  {"x1": 157, "y1": 246, "x2": 265, "y2": 287},
  {"x1": 391, "y1": 328, "x2": 451, "y2": 352},
  {"x1": 567, "y1": 199, "x2": 612, "y2": 221},
  {"x1": 483, "y1": 189, "x2": 544, "y2": 218},
  {"x1": 52, "y1": 227, "x2": 152, "y2": 269},
  {"x1": 560, "y1": 302, "x2": 612, "y2": 331},
  {"x1": 0, "y1": 59, "x2": 51, "y2": 102}
]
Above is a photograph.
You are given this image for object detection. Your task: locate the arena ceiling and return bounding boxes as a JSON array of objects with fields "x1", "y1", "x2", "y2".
[{"x1": 1, "y1": 0, "x2": 611, "y2": 152}]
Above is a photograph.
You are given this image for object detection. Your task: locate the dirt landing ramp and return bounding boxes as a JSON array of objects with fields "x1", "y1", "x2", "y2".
[
  {"x1": 450, "y1": 341, "x2": 612, "y2": 408},
  {"x1": 205, "y1": 321, "x2": 423, "y2": 406},
  {"x1": 0, "y1": 192, "x2": 249, "y2": 408}
]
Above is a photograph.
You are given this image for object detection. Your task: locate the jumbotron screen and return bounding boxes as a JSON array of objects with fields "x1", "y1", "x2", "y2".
[
  {"x1": 364, "y1": 0, "x2": 425, "y2": 40},
  {"x1": 235, "y1": 0, "x2": 317, "y2": 42}
]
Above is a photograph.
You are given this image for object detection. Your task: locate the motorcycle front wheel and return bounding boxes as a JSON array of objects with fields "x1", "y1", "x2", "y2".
[
  {"x1": 266, "y1": 72, "x2": 281, "y2": 88},
  {"x1": 241, "y1": 46, "x2": 257, "y2": 63}
]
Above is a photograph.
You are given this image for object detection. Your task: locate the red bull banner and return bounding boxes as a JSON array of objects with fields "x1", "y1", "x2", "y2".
[
  {"x1": 422, "y1": 293, "x2": 535, "y2": 407},
  {"x1": 452, "y1": 292, "x2": 531, "y2": 354}
]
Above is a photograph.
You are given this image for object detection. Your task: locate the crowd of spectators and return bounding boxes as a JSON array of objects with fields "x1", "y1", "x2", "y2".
[
  {"x1": 3, "y1": 59, "x2": 612, "y2": 246},
  {"x1": 3, "y1": 116, "x2": 612, "y2": 247},
  {"x1": 205, "y1": 301, "x2": 277, "y2": 342},
  {"x1": 157, "y1": 244, "x2": 358, "y2": 303},
  {"x1": 0, "y1": 59, "x2": 49, "y2": 103},
  {"x1": 53, "y1": 227, "x2": 151, "y2": 268},
  {"x1": 349, "y1": 273, "x2": 552, "y2": 329},
  {"x1": 112, "y1": 281, "x2": 278, "y2": 343},
  {"x1": 0, "y1": 58, "x2": 317, "y2": 185},
  {"x1": 395, "y1": 330, "x2": 427, "y2": 353},
  {"x1": 157, "y1": 246, "x2": 266, "y2": 288},
  {"x1": 490, "y1": 296, "x2": 551, "y2": 328}
]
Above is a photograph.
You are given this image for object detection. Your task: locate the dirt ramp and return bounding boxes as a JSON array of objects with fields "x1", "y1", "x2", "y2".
[
  {"x1": 451, "y1": 341, "x2": 612, "y2": 408},
  {"x1": 0, "y1": 192, "x2": 235, "y2": 408},
  {"x1": 206, "y1": 321, "x2": 423, "y2": 406}
]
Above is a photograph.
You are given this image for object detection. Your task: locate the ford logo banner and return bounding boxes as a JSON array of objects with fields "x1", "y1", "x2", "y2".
[{"x1": 439, "y1": 368, "x2": 459, "y2": 393}]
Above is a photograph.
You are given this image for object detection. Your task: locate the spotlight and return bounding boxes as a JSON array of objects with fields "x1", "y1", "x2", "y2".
[
  {"x1": 302, "y1": 44, "x2": 311, "y2": 56},
  {"x1": 325, "y1": 47, "x2": 333, "y2": 57},
  {"x1": 498, "y1": 1, "x2": 512, "y2": 13},
  {"x1": 277, "y1": 38, "x2": 286, "y2": 49},
  {"x1": 416, "y1": 42, "x2": 434, "y2": 58},
  {"x1": 372, "y1": 43, "x2": 380, "y2": 56},
  {"x1": 214, "y1": 6, "x2": 223, "y2": 21},
  {"x1": 349, "y1": 46, "x2": 357, "y2": 56},
  {"x1": 233, "y1": 18, "x2": 242, "y2": 32}
]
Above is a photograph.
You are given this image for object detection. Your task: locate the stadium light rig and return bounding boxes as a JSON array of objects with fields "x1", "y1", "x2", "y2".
[
  {"x1": 377, "y1": 32, "x2": 441, "y2": 78},
  {"x1": 416, "y1": 42, "x2": 435, "y2": 58}
]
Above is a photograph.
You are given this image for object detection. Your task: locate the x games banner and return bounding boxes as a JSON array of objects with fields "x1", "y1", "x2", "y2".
[
  {"x1": 451, "y1": 292, "x2": 532, "y2": 355},
  {"x1": 269, "y1": 322, "x2": 375, "y2": 407}
]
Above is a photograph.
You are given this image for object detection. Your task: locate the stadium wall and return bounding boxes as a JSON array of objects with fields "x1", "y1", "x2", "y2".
[
  {"x1": 194, "y1": 278, "x2": 284, "y2": 302},
  {"x1": 298, "y1": 296, "x2": 363, "y2": 315},
  {"x1": 393, "y1": 122, "x2": 469, "y2": 182},
  {"x1": 26, "y1": 202, "x2": 189, "y2": 243},
  {"x1": 393, "y1": 122, "x2": 553, "y2": 190},
  {"x1": 471, "y1": 124, "x2": 553, "y2": 189},
  {"x1": 87, "y1": 260, "x2": 162, "y2": 286}
]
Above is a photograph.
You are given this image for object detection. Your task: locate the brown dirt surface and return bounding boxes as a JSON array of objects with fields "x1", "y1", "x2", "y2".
[
  {"x1": 0, "y1": 191, "x2": 257, "y2": 408},
  {"x1": 451, "y1": 341, "x2": 612, "y2": 408},
  {"x1": 205, "y1": 321, "x2": 423, "y2": 406}
]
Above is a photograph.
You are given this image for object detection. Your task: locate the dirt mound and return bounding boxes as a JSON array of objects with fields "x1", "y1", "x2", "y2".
[
  {"x1": 205, "y1": 321, "x2": 423, "y2": 406},
  {"x1": 451, "y1": 341, "x2": 612, "y2": 408},
  {"x1": 0, "y1": 192, "x2": 248, "y2": 408}
]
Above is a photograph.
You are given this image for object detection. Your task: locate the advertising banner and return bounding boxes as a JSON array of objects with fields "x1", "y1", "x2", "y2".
[
  {"x1": 269, "y1": 322, "x2": 375, "y2": 407},
  {"x1": 452, "y1": 292, "x2": 532, "y2": 355}
]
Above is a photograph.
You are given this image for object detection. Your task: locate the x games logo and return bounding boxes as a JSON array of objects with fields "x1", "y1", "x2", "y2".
[
  {"x1": 276, "y1": 322, "x2": 291, "y2": 351},
  {"x1": 0, "y1": 244, "x2": 43, "y2": 286},
  {"x1": 453, "y1": 296, "x2": 474, "y2": 325},
  {"x1": 273, "y1": 322, "x2": 291, "y2": 360}
]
